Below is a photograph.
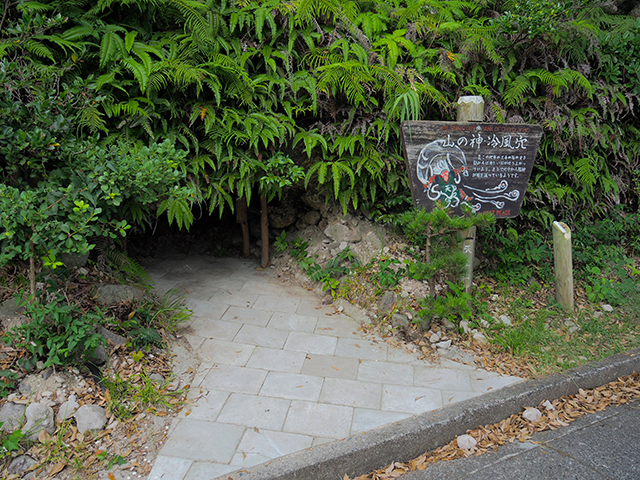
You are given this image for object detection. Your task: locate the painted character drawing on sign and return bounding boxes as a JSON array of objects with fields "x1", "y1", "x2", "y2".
[
  {"x1": 417, "y1": 140, "x2": 472, "y2": 208},
  {"x1": 416, "y1": 139, "x2": 521, "y2": 211}
]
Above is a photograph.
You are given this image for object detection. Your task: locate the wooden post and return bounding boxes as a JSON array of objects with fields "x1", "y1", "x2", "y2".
[
  {"x1": 236, "y1": 196, "x2": 250, "y2": 258},
  {"x1": 260, "y1": 194, "x2": 270, "y2": 268},
  {"x1": 553, "y1": 221, "x2": 574, "y2": 311},
  {"x1": 457, "y1": 96, "x2": 483, "y2": 295}
]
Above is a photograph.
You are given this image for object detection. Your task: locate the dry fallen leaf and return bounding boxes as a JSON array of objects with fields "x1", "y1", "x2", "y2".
[{"x1": 48, "y1": 462, "x2": 65, "y2": 476}]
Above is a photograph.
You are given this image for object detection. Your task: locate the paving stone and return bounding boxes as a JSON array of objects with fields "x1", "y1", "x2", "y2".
[
  {"x1": 413, "y1": 366, "x2": 473, "y2": 391},
  {"x1": 386, "y1": 347, "x2": 426, "y2": 365},
  {"x1": 351, "y1": 408, "x2": 412, "y2": 435},
  {"x1": 210, "y1": 290, "x2": 259, "y2": 308},
  {"x1": 267, "y1": 312, "x2": 319, "y2": 332},
  {"x1": 187, "y1": 319, "x2": 241, "y2": 341},
  {"x1": 184, "y1": 334, "x2": 205, "y2": 351},
  {"x1": 335, "y1": 338, "x2": 388, "y2": 361},
  {"x1": 198, "y1": 339, "x2": 255, "y2": 366},
  {"x1": 147, "y1": 454, "x2": 193, "y2": 480},
  {"x1": 183, "y1": 461, "x2": 238, "y2": 480},
  {"x1": 357, "y1": 361, "x2": 413, "y2": 386},
  {"x1": 260, "y1": 372, "x2": 324, "y2": 401},
  {"x1": 246, "y1": 347, "x2": 306, "y2": 373},
  {"x1": 301, "y1": 354, "x2": 359, "y2": 380},
  {"x1": 442, "y1": 389, "x2": 481, "y2": 406},
  {"x1": 284, "y1": 331, "x2": 338, "y2": 355},
  {"x1": 234, "y1": 324, "x2": 290, "y2": 349},
  {"x1": 319, "y1": 378, "x2": 382, "y2": 409},
  {"x1": 159, "y1": 419, "x2": 244, "y2": 463},
  {"x1": 296, "y1": 299, "x2": 335, "y2": 317},
  {"x1": 217, "y1": 394, "x2": 290, "y2": 430},
  {"x1": 178, "y1": 389, "x2": 229, "y2": 421},
  {"x1": 231, "y1": 429, "x2": 313, "y2": 468},
  {"x1": 253, "y1": 295, "x2": 301, "y2": 313},
  {"x1": 314, "y1": 316, "x2": 363, "y2": 338},
  {"x1": 283, "y1": 401, "x2": 353, "y2": 438},
  {"x1": 222, "y1": 306, "x2": 273, "y2": 327},
  {"x1": 240, "y1": 281, "x2": 285, "y2": 296},
  {"x1": 381, "y1": 385, "x2": 443, "y2": 414},
  {"x1": 312, "y1": 437, "x2": 337, "y2": 446},
  {"x1": 184, "y1": 299, "x2": 229, "y2": 319},
  {"x1": 469, "y1": 371, "x2": 523, "y2": 393},
  {"x1": 200, "y1": 366, "x2": 268, "y2": 394}
]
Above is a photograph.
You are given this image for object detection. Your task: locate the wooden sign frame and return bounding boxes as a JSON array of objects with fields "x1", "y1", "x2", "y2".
[{"x1": 401, "y1": 121, "x2": 543, "y2": 218}]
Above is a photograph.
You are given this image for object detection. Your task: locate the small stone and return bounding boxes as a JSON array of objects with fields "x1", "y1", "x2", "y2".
[
  {"x1": 523, "y1": 408, "x2": 542, "y2": 422},
  {"x1": 480, "y1": 319, "x2": 490, "y2": 328},
  {"x1": 601, "y1": 304, "x2": 613, "y2": 313},
  {"x1": 74, "y1": 405, "x2": 107, "y2": 434},
  {"x1": 429, "y1": 333, "x2": 440, "y2": 343},
  {"x1": 22, "y1": 403, "x2": 55, "y2": 441},
  {"x1": 473, "y1": 332, "x2": 488, "y2": 345},
  {"x1": 593, "y1": 311, "x2": 604, "y2": 319},
  {"x1": 78, "y1": 267, "x2": 89, "y2": 275},
  {"x1": 436, "y1": 340, "x2": 452, "y2": 349},
  {"x1": 390, "y1": 313, "x2": 410, "y2": 329},
  {"x1": 337, "y1": 306, "x2": 344, "y2": 312},
  {"x1": 442, "y1": 320, "x2": 456, "y2": 331},
  {"x1": 0, "y1": 402, "x2": 27, "y2": 432},
  {"x1": 499, "y1": 315, "x2": 512, "y2": 326},
  {"x1": 321, "y1": 295, "x2": 333, "y2": 305},
  {"x1": 457, "y1": 434, "x2": 477, "y2": 450},
  {"x1": 569, "y1": 326, "x2": 579, "y2": 334},
  {"x1": 490, "y1": 294, "x2": 499, "y2": 301},
  {"x1": 542, "y1": 400, "x2": 555, "y2": 411},
  {"x1": 41, "y1": 391, "x2": 52, "y2": 398},
  {"x1": 8, "y1": 455, "x2": 37, "y2": 476},
  {"x1": 149, "y1": 373, "x2": 164, "y2": 384},
  {"x1": 459, "y1": 320, "x2": 471, "y2": 334},
  {"x1": 57, "y1": 398, "x2": 80, "y2": 422}
]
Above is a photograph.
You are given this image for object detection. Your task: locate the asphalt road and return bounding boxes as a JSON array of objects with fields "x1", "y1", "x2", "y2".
[{"x1": 401, "y1": 399, "x2": 640, "y2": 480}]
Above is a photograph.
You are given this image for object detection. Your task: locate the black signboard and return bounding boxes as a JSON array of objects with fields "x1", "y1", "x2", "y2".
[{"x1": 401, "y1": 121, "x2": 543, "y2": 218}]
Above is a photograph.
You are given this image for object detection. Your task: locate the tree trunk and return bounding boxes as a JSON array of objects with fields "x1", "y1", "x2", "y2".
[
  {"x1": 260, "y1": 194, "x2": 270, "y2": 268},
  {"x1": 236, "y1": 196, "x2": 250, "y2": 258}
]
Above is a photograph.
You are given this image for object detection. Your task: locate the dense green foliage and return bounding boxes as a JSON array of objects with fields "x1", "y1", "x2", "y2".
[{"x1": 1, "y1": 0, "x2": 639, "y2": 273}]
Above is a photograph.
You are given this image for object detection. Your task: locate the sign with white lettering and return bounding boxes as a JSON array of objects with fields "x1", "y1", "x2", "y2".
[{"x1": 401, "y1": 121, "x2": 543, "y2": 218}]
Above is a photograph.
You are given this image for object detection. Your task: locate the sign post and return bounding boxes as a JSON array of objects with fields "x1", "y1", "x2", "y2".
[{"x1": 401, "y1": 101, "x2": 544, "y2": 296}]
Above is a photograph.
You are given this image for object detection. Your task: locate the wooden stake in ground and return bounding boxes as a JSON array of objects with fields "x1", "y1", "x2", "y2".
[
  {"x1": 260, "y1": 194, "x2": 270, "y2": 268},
  {"x1": 553, "y1": 221, "x2": 574, "y2": 310},
  {"x1": 235, "y1": 196, "x2": 251, "y2": 258},
  {"x1": 456, "y1": 96, "x2": 483, "y2": 295}
]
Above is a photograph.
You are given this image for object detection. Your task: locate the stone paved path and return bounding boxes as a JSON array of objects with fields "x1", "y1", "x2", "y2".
[{"x1": 144, "y1": 255, "x2": 523, "y2": 480}]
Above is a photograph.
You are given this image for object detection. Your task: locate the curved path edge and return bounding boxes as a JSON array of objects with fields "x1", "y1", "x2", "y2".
[{"x1": 221, "y1": 347, "x2": 640, "y2": 480}]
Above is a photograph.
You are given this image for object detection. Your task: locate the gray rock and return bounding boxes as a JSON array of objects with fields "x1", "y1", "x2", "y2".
[
  {"x1": 429, "y1": 332, "x2": 441, "y2": 343},
  {"x1": 321, "y1": 295, "x2": 333, "y2": 305},
  {"x1": 58, "y1": 252, "x2": 89, "y2": 269},
  {"x1": 97, "y1": 326, "x2": 127, "y2": 346},
  {"x1": 442, "y1": 320, "x2": 456, "y2": 331},
  {"x1": 601, "y1": 304, "x2": 614, "y2": 313},
  {"x1": 376, "y1": 292, "x2": 397, "y2": 315},
  {"x1": 269, "y1": 204, "x2": 298, "y2": 229},
  {"x1": 74, "y1": 404, "x2": 107, "y2": 434},
  {"x1": 95, "y1": 284, "x2": 144, "y2": 306},
  {"x1": 0, "y1": 402, "x2": 27, "y2": 432},
  {"x1": 436, "y1": 340, "x2": 452, "y2": 349},
  {"x1": 523, "y1": 407, "x2": 543, "y2": 422},
  {"x1": 57, "y1": 397, "x2": 79, "y2": 422},
  {"x1": 473, "y1": 332, "x2": 488, "y2": 345},
  {"x1": 324, "y1": 223, "x2": 362, "y2": 244},
  {"x1": 149, "y1": 373, "x2": 164, "y2": 384},
  {"x1": 0, "y1": 298, "x2": 28, "y2": 332},
  {"x1": 8, "y1": 455, "x2": 37, "y2": 476},
  {"x1": 542, "y1": 400, "x2": 555, "y2": 411},
  {"x1": 303, "y1": 210, "x2": 321, "y2": 226},
  {"x1": 390, "y1": 313, "x2": 410, "y2": 329},
  {"x1": 22, "y1": 403, "x2": 55, "y2": 441},
  {"x1": 457, "y1": 434, "x2": 477, "y2": 450},
  {"x1": 459, "y1": 320, "x2": 472, "y2": 334},
  {"x1": 499, "y1": 314, "x2": 512, "y2": 326},
  {"x1": 593, "y1": 311, "x2": 604, "y2": 319},
  {"x1": 301, "y1": 193, "x2": 329, "y2": 215}
]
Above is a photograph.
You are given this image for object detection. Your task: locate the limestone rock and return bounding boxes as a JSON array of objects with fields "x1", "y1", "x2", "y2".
[
  {"x1": 8, "y1": 455, "x2": 37, "y2": 476},
  {"x1": 95, "y1": 284, "x2": 144, "y2": 306},
  {"x1": 390, "y1": 313, "x2": 410, "y2": 329},
  {"x1": 97, "y1": 326, "x2": 127, "y2": 346},
  {"x1": 473, "y1": 332, "x2": 488, "y2": 345},
  {"x1": 442, "y1": 320, "x2": 456, "y2": 331},
  {"x1": 499, "y1": 315, "x2": 512, "y2": 326},
  {"x1": 0, "y1": 298, "x2": 28, "y2": 332},
  {"x1": 22, "y1": 403, "x2": 55, "y2": 441},
  {"x1": 57, "y1": 396, "x2": 79, "y2": 422},
  {"x1": 601, "y1": 304, "x2": 613, "y2": 313},
  {"x1": 457, "y1": 434, "x2": 477, "y2": 450},
  {"x1": 74, "y1": 404, "x2": 107, "y2": 434},
  {"x1": 376, "y1": 291, "x2": 397, "y2": 315},
  {"x1": 436, "y1": 340, "x2": 452, "y2": 349},
  {"x1": 303, "y1": 210, "x2": 321, "y2": 226},
  {"x1": 523, "y1": 407, "x2": 542, "y2": 422},
  {"x1": 460, "y1": 320, "x2": 472, "y2": 334},
  {"x1": 0, "y1": 402, "x2": 27, "y2": 432},
  {"x1": 324, "y1": 223, "x2": 362, "y2": 244},
  {"x1": 542, "y1": 400, "x2": 555, "y2": 411}
]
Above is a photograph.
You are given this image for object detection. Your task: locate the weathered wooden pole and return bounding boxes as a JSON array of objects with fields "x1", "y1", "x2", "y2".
[
  {"x1": 457, "y1": 96, "x2": 484, "y2": 295},
  {"x1": 235, "y1": 196, "x2": 251, "y2": 258},
  {"x1": 553, "y1": 221, "x2": 574, "y2": 311},
  {"x1": 260, "y1": 194, "x2": 270, "y2": 268}
]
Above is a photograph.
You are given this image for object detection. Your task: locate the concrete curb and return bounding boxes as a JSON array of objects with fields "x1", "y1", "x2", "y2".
[{"x1": 221, "y1": 348, "x2": 640, "y2": 480}]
